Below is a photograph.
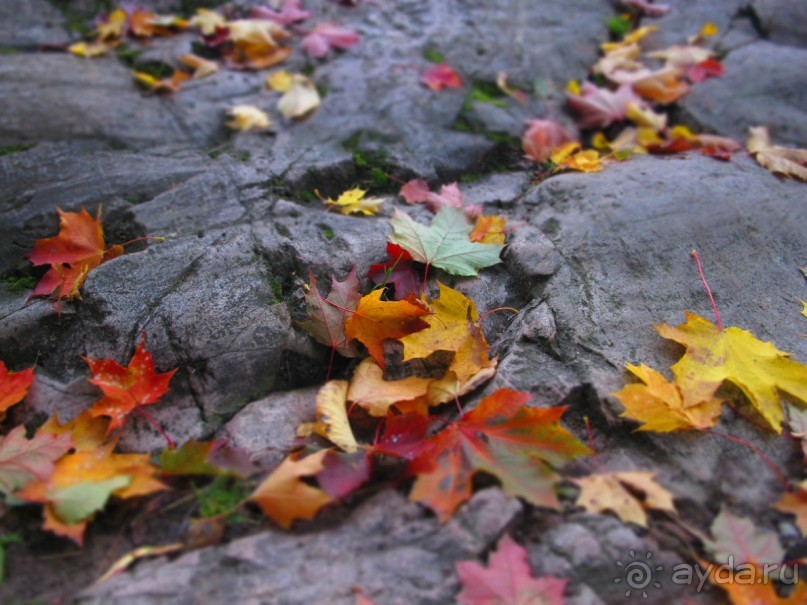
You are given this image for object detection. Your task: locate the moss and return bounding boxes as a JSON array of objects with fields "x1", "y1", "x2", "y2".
[
  {"x1": 322, "y1": 227, "x2": 335, "y2": 241},
  {"x1": 270, "y1": 274, "x2": 284, "y2": 302},
  {"x1": 299, "y1": 190, "x2": 318, "y2": 203},
  {"x1": 463, "y1": 80, "x2": 508, "y2": 112},
  {"x1": 275, "y1": 223, "x2": 291, "y2": 238},
  {"x1": 0, "y1": 143, "x2": 34, "y2": 157},
  {"x1": 2, "y1": 275, "x2": 36, "y2": 293},
  {"x1": 422, "y1": 48, "x2": 445, "y2": 63},
  {"x1": 608, "y1": 15, "x2": 633, "y2": 36},
  {"x1": 115, "y1": 44, "x2": 143, "y2": 68}
]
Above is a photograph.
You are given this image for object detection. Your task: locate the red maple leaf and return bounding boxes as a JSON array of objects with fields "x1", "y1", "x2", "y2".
[
  {"x1": 457, "y1": 534, "x2": 568, "y2": 605},
  {"x1": 0, "y1": 360, "x2": 35, "y2": 417},
  {"x1": 85, "y1": 338, "x2": 177, "y2": 434},
  {"x1": 420, "y1": 63, "x2": 464, "y2": 91},
  {"x1": 367, "y1": 243, "x2": 420, "y2": 299},
  {"x1": 28, "y1": 208, "x2": 123, "y2": 306},
  {"x1": 407, "y1": 389, "x2": 590, "y2": 521}
]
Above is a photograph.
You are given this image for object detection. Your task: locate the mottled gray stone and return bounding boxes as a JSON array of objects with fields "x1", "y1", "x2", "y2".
[
  {"x1": 0, "y1": 0, "x2": 70, "y2": 48},
  {"x1": 679, "y1": 41, "x2": 807, "y2": 146},
  {"x1": 752, "y1": 0, "x2": 807, "y2": 48},
  {"x1": 74, "y1": 488, "x2": 522, "y2": 605},
  {"x1": 504, "y1": 224, "x2": 561, "y2": 279}
]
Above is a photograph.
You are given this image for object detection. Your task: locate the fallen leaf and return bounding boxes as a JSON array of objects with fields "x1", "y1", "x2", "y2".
[
  {"x1": 129, "y1": 9, "x2": 186, "y2": 38},
  {"x1": 85, "y1": 338, "x2": 178, "y2": 433},
  {"x1": 250, "y1": 0, "x2": 311, "y2": 25},
  {"x1": 159, "y1": 440, "x2": 228, "y2": 476},
  {"x1": 0, "y1": 425, "x2": 73, "y2": 498},
  {"x1": 420, "y1": 63, "x2": 464, "y2": 91},
  {"x1": 28, "y1": 208, "x2": 124, "y2": 305},
  {"x1": 656, "y1": 313, "x2": 807, "y2": 433},
  {"x1": 601, "y1": 25, "x2": 659, "y2": 53},
  {"x1": 19, "y1": 442, "x2": 166, "y2": 545},
  {"x1": 567, "y1": 83, "x2": 643, "y2": 129},
  {"x1": 225, "y1": 105, "x2": 273, "y2": 132},
  {"x1": 95, "y1": 9, "x2": 128, "y2": 41},
  {"x1": 189, "y1": 8, "x2": 227, "y2": 36},
  {"x1": 389, "y1": 208, "x2": 504, "y2": 276},
  {"x1": 614, "y1": 363, "x2": 722, "y2": 431},
  {"x1": 40, "y1": 411, "x2": 109, "y2": 451},
  {"x1": 316, "y1": 449, "x2": 371, "y2": 498},
  {"x1": 646, "y1": 45, "x2": 713, "y2": 68},
  {"x1": 266, "y1": 69, "x2": 294, "y2": 92},
  {"x1": 470, "y1": 215, "x2": 507, "y2": 245},
  {"x1": 775, "y1": 482, "x2": 807, "y2": 537},
  {"x1": 226, "y1": 19, "x2": 291, "y2": 69},
  {"x1": 0, "y1": 361, "x2": 35, "y2": 417},
  {"x1": 179, "y1": 54, "x2": 219, "y2": 79},
  {"x1": 325, "y1": 187, "x2": 383, "y2": 215},
  {"x1": 550, "y1": 143, "x2": 604, "y2": 173},
  {"x1": 456, "y1": 534, "x2": 568, "y2": 605},
  {"x1": 347, "y1": 358, "x2": 433, "y2": 416},
  {"x1": 133, "y1": 69, "x2": 191, "y2": 94},
  {"x1": 301, "y1": 23, "x2": 361, "y2": 58},
  {"x1": 68, "y1": 41, "x2": 115, "y2": 57},
  {"x1": 408, "y1": 389, "x2": 590, "y2": 521},
  {"x1": 685, "y1": 58, "x2": 725, "y2": 83},
  {"x1": 747, "y1": 126, "x2": 807, "y2": 181},
  {"x1": 298, "y1": 268, "x2": 362, "y2": 357},
  {"x1": 573, "y1": 471, "x2": 676, "y2": 527},
  {"x1": 249, "y1": 450, "x2": 334, "y2": 529},
  {"x1": 278, "y1": 74, "x2": 321, "y2": 119},
  {"x1": 706, "y1": 506, "x2": 784, "y2": 566},
  {"x1": 344, "y1": 289, "x2": 429, "y2": 368},
  {"x1": 367, "y1": 242, "x2": 420, "y2": 299},
  {"x1": 400, "y1": 180, "x2": 476, "y2": 216},
  {"x1": 300, "y1": 380, "x2": 359, "y2": 452},
  {"x1": 632, "y1": 67, "x2": 690, "y2": 104},
  {"x1": 522, "y1": 119, "x2": 577, "y2": 163},
  {"x1": 496, "y1": 72, "x2": 528, "y2": 104},
  {"x1": 713, "y1": 574, "x2": 807, "y2": 605}
]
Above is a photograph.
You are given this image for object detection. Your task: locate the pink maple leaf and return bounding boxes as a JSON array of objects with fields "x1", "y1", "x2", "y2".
[{"x1": 301, "y1": 23, "x2": 361, "y2": 58}]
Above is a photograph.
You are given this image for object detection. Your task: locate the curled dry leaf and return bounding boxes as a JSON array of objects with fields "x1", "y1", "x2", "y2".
[
  {"x1": 573, "y1": 471, "x2": 677, "y2": 527},
  {"x1": 189, "y1": 8, "x2": 227, "y2": 36},
  {"x1": 298, "y1": 380, "x2": 359, "y2": 453},
  {"x1": 278, "y1": 74, "x2": 321, "y2": 119},
  {"x1": 324, "y1": 187, "x2": 384, "y2": 215},
  {"x1": 747, "y1": 126, "x2": 807, "y2": 181},
  {"x1": 225, "y1": 105, "x2": 273, "y2": 132}
]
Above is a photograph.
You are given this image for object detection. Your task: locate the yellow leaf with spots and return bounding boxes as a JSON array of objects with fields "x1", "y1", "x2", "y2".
[
  {"x1": 657, "y1": 312, "x2": 807, "y2": 433},
  {"x1": 325, "y1": 187, "x2": 384, "y2": 216},
  {"x1": 249, "y1": 450, "x2": 333, "y2": 529},
  {"x1": 574, "y1": 471, "x2": 676, "y2": 527},
  {"x1": 614, "y1": 363, "x2": 722, "y2": 431},
  {"x1": 304, "y1": 380, "x2": 358, "y2": 452}
]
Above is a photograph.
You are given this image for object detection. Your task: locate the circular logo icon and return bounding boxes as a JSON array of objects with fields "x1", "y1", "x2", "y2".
[{"x1": 614, "y1": 550, "x2": 663, "y2": 598}]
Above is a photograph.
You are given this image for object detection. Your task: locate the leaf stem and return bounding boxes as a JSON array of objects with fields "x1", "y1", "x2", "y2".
[
  {"x1": 136, "y1": 405, "x2": 175, "y2": 450},
  {"x1": 691, "y1": 249, "x2": 723, "y2": 330},
  {"x1": 478, "y1": 307, "x2": 519, "y2": 323}
]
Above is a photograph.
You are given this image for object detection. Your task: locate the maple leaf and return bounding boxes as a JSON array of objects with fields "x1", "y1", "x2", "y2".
[
  {"x1": 0, "y1": 360, "x2": 35, "y2": 417},
  {"x1": 250, "y1": 0, "x2": 311, "y2": 25},
  {"x1": 297, "y1": 380, "x2": 359, "y2": 452},
  {"x1": 85, "y1": 339, "x2": 178, "y2": 433},
  {"x1": 389, "y1": 208, "x2": 504, "y2": 277},
  {"x1": 614, "y1": 363, "x2": 722, "y2": 431},
  {"x1": 550, "y1": 143, "x2": 604, "y2": 173},
  {"x1": 189, "y1": 8, "x2": 227, "y2": 36},
  {"x1": 522, "y1": 119, "x2": 577, "y2": 163},
  {"x1": 225, "y1": 105, "x2": 273, "y2": 132},
  {"x1": 470, "y1": 215, "x2": 507, "y2": 245},
  {"x1": 715, "y1": 577, "x2": 807, "y2": 605},
  {"x1": 344, "y1": 289, "x2": 429, "y2": 368},
  {"x1": 68, "y1": 41, "x2": 115, "y2": 57},
  {"x1": 28, "y1": 208, "x2": 124, "y2": 305},
  {"x1": 301, "y1": 23, "x2": 361, "y2": 59},
  {"x1": 456, "y1": 534, "x2": 568, "y2": 605},
  {"x1": 277, "y1": 74, "x2": 321, "y2": 119},
  {"x1": 316, "y1": 449, "x2": 371, "y2": 498},
  {"x1": 367, "y1": 242, "x2": 420, "y2": 299},
  {"x1": 656, "y1": 313, "x2": 807, "y2": 433},
  {"x1": 19, "y1": 442, "x2": 166, "y2": 545},
  {"x1": 399, "y1": 179, "x2": 480, "y2": 217},
  {"x1": 159, "y1": 440, "x2": 230, "y2": 476},
  {"x1": 179, "y1": 54, "x2": 219, "y2": 79},
  {"x1": 40, "y1": 411, "x2": 109, "y2": 451},
  {"x1": 298, "y1": 268, "x2": 362, "y2": 357},
  {"x1": 249, "y1": 450, "x2": 334, "y2": 529},
  {"x1": 0, "y1": 425, "x2": 73, "y2": 498},
  {"x1": 420, "y1": 63, "x2": 464, "y2": 91},
  {"x1": 566, "y1": 83, "x2": 643, "y2": 129},
  {"x1": 128, "y1": 9, "x2": 187, "y2": 38},
  {"x1": 706, "y1": 506, "x2": 784, "y2": 566},
  {"x1": 632, "y1": 67, "x2": 690, "y2": 104},
  {"x1": 573, "y1": 471, "x2": 676, "y2": 527},
  {"x1": 747, "y1": 126, "x2": 807, "y2": 181},
  {"x1": 408, "y1": 389, "x2": 590, "y2": 521},
  {"x1": 226, "y1": 19, "x2": 292, "y2": 70},
  {"x1": 325, "y1": 187, "x2": 384, "y2": 215},
  {"x1": 133, "y1": 68, "x2": 191, "y2": 94},
  {"x1": 95, "y1": 9, "x2": 128, "y2": 41}
]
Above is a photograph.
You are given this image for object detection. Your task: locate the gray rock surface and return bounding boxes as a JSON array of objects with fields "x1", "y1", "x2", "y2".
[{"x1": 0, "y1": 0, "x2": 69, "y2": 48}]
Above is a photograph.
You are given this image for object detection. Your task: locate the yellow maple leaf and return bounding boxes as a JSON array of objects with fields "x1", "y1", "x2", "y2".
[
  {"x1": 277, "y1": 74, "x2": 321, "y2": 120},
  {"x1": 614, "y1": 363, "x2": 723, "y2": 431},
  {"x1": 266, "y1": 70, "x2": 294, "y2": 92},
  {"x1": 68, "y1": 41, "x2": 114, "y2": 58},
  {"x1": 249, "y1": 450, "x2": 333, "y2": 529},
  {"x1": 189, "y1": 8, "x2": 227, "y2": 36},
  {"x1": 40, "y1": 411, "x2": 109, "y2": 451},
  {"x1": 346, "y1": 358, "x2": 434, "y2": 417},
  {"x1": 298, "y1": 380, "x2": 358, "y2": 452},
  {"x1": 574, "y1": 471, "x2": 676, "y2": 527},
  {"x1": 95, "y1": 9, "x2": 128, "y2": 41},
  {"x1": 551, "y1": 143, "x2": 603, "y2": 173},
  {"x1": 470, "y1": 215, "x2": 507, "y2": 245},
  {"x1": 656, "y1": 312, "x2": 807, "y2": 433},
  {"x1": 325, "y1": 187, "x2": 384, "y2": 216}
]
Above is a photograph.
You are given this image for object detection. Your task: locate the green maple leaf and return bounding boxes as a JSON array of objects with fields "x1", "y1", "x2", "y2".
[{"x1": 389, "y1": 208, "x2": 504, "y2": 276}]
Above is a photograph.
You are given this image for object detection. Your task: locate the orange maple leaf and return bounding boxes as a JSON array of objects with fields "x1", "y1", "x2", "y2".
[
  {"x1": 408, "y1": 389, "x2": 590, "y2": 521},
  {"x1": 344, "y1": 289, "x2": 429, "y2": 368},
  {"x1": 0, "y1": 360, "x2": 35, "y2": 417},
  {"x1": 27, "y1": 208, "x2": 123, "y2": 305},
  {"x1": 85, "y1": 339, "x2": 177, "y2": 433}
]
